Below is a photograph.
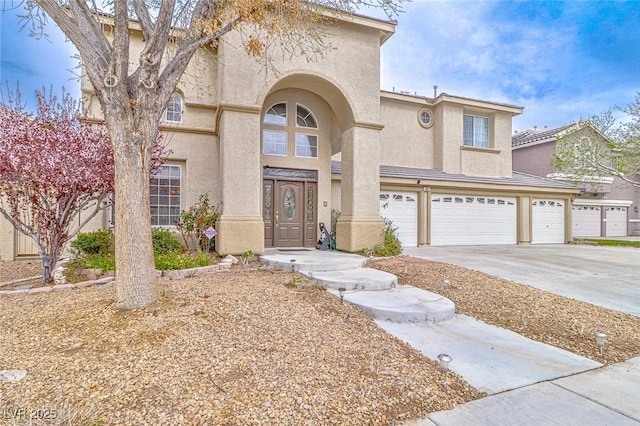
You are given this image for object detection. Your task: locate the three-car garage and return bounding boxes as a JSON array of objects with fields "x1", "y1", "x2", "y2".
[{"x1": 379, "y1": 191, "x2": 569, "y2": 247}]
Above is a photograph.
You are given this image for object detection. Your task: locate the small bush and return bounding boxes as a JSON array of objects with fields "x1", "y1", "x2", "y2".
[
  {"x1": 155, "y1": 252, "x2": 211, "y2": 271},
  {"x1": 71, "y1": 230, "x2": 114, "y2": 256},
  {"x1": 66, "y1": 253, "x2": 116, "y2": 272},
  {"x1": 152, "y1": 228, "x2": 183, "y2": 255},
  {"x1": 367, "y1": 218, "x2": 402, "y2": 257}
]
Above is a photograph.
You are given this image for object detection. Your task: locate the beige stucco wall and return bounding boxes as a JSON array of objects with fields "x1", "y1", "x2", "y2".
[{"x1": 380, "y1": 98, "x2": 434, "y2": 168}]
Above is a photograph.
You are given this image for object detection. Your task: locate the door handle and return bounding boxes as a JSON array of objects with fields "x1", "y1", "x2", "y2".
[{"x1": 275, "y1": 211, "x2": 279, "y2": 226}]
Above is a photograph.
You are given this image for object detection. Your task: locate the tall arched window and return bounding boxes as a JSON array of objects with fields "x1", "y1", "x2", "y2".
[
  {"x1": 295, "y1": 104, "x2": 318, "y2": 158},
  {"x1": 166, "y1": 93, "x2": 183, "y2": 123},
  {"x1": 263, "y1": 102, "x2": 287, "y2": 156}
]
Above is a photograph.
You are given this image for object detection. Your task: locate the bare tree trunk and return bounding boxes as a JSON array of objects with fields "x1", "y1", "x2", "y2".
[{"x1": 111, "y1": 120, "x2": 157, "y2": 309}]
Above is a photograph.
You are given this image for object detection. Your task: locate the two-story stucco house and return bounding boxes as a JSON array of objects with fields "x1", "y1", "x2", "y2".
[
  {"x1": 512, "y1": 123, "x2": 640, "y2": 237},
  {"x1": 0, "y1": 11, "x2": 583, "y2": 261}
]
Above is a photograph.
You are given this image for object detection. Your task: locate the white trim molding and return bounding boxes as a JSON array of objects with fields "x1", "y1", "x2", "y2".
[{"x1": 573, "y1": 199, "x2": 633, "y2": 207}]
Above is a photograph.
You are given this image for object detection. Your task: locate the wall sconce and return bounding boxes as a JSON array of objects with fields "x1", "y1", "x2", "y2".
[
  {"x1": 595, "y1": 332, "x2": 607, "y2": 356},
  {"x1": 437, "y1": 353, "x2": 452, "y2": 370},
  {"x1": 338, "y1": 287, "x2": 346, "y2": 303},
  {"x1": 634, "y1": 206, "x2": 638, "y2": 213}
]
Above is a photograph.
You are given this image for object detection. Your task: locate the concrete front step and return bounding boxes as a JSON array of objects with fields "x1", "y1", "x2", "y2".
[
  {"x1": 301, "y1": 268, "x2": 397, "y2": 290},
  {"x1": 260, "y1": 250, "x2": 366, "y2": 272},
  {"x1": 330, "y1": 285, "x2": 455, "y2": 324}
]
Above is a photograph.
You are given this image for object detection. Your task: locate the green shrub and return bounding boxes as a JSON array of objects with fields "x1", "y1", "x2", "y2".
[
  {"x1": 372, "y1": 218, "x2": 402, "y2": 257},
  {"x1": 155, "y1": 252, "x2": 211, "y2": 271},
  {"x1": 152, "y1": 228, "x2": 183, "y2": 255},
  {"x1": 66, "y1": 253, "x2": 116, "y2": 272},
  {"x1": 71, "y1": 229, "x2": 114, "y2": 256},
  {"x1": 175, "y1": 194, "x2": 220, "y2": 252}
]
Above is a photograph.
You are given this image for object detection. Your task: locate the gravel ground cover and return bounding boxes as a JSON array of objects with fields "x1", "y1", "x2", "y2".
[
  {"x1": 372, "y1": 256, "x2": 640, "y2": 365},
  {"x1": 0, "y1": 262, "x2": 479, "y2": 426},
  {"x1": 0, "y1": 260, "x2": 42, "y2": 285}
]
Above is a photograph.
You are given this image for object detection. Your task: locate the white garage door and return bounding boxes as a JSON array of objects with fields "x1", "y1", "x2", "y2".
[
  {"x1": 572, "y1": 206, "x2": 601, "y2": 237},
  {"x1": 380, "y1": 192, "x2": 418, "y2": 247},
  {"x1": 606, "y1": 207, "x2": 627, "y2": 237},
  {"x1": 431, "y1": 194, "x2": 517, "y2": 245},
  {"x1": 532, "y1": 199, "x2": 565, "y2": 244}
]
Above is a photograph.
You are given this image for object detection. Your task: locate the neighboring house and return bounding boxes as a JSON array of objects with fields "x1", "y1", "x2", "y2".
[
  {"x1": 0, "y1": 11, "x2": 582, "y2": 260},
  {"x1": 512, "y1": 123, "x2": 640, "y2": 237}
]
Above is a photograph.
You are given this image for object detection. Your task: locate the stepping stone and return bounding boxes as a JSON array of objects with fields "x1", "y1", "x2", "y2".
[
  {"x1": 332, "y1": 285, "x2": 455, "y2": 324},
  {"x1": 302, "y1": 268, "x2": 397, "y2": 290},
  {"x1": 260, "y1": 251, "x2": 366, "y2": 272},
  {"x1": 0, "y1": 370, "x2": 28, "y2": 382}
]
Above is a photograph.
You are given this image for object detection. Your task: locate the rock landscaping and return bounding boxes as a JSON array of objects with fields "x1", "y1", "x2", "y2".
[{"x1": 0, "y1": 260, "x2": 478, "y2": 425}]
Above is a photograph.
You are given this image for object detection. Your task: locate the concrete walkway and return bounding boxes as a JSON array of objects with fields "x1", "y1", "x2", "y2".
[
  {"x1": 423, "y1": 357, "x2": 640, "y2": 425},
  {"x1": 259, "y1": 249, "x2": 638, "y2": 425}
]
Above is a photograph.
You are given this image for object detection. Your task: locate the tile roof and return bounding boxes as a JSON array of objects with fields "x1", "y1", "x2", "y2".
[
  {"x1": 331, "y1": 161, "x2": 580, "y2": 190},
  {"x1": 511, "y1": 125, "x2": 570, "y2": 147}
]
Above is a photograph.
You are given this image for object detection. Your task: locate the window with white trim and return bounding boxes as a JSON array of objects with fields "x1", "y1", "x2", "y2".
[
  {"x1": 263, "y1": 130, "x2": 287, "y2": 156},
  {"x1": 296, "y1": 104, "x2": 317, "y2": 128},
  {"x1": 295, "y1": 133, "x2": 318, "y2": 158},
  {"x1": 166, "y1": 93, "x2": 183, "y2": 123},
  {"x1": 264, "y1": 103, "x2": 287, "y2": 126},
  {"x1": 262, "y1": 102, "x2": 320, "y2": 158},
  {"x1": 463, "y1": 114, "x2": 489, "y2": 148},
  {"x1": 150, "y1": 165, "x2": 181, "y2": 226}
]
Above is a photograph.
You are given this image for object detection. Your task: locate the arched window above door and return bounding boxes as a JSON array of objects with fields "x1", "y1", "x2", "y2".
[
  {"x1": 296, "y1": 105, "x2": 317, "y2": 128},
  {"x1": 264, "y1": 103, "x2": 287, "y2": 126},
  {"x1": 262, "y1": 101, "x2": 319, "y2": 158}
]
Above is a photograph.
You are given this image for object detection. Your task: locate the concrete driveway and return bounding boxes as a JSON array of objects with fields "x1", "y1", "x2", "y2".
[{"x1": 403, "y1": 244, "x2": 640, "y2": 316}]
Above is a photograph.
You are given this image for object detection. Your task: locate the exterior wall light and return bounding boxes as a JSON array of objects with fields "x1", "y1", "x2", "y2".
[
  {"x1": 595, "y1": 332, "x2": 607, "y2": 356},
  {"x1": 338, "y1": 287, "x2": 346, "y2": 303},
  {"x1": 437, "y1": 353, "x2": 452, "y2": 370}
]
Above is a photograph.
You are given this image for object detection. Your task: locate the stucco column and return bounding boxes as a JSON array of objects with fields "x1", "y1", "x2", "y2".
[
  {"x1": 215, "y1": 106, "x2": 265, "y2": 255},
  {"x1": 418, "y1": 189, "x2": 429, "y2": 246},
  {"x1": 518, "y1": 196, "x2": 532, "y2": 244},
  {"x1": 0, "y1": 214, "x2": 16, "y2": 261},
  {"x1": 336, "y1": 125, "x2": 384, "y2": 252}
]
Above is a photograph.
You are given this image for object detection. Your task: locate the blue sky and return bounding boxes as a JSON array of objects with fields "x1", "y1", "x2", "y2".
[{"x1": 1, "y1": 1, "x2": 639, "y2": 132}]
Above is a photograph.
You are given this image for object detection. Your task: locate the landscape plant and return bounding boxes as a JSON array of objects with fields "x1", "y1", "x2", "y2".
[
  {"x1": 0, "y1": 87, "x2": 167, "y2": 280},
  {"x1": 175, "y1": 194, "x2": 220, "y2": 252}
]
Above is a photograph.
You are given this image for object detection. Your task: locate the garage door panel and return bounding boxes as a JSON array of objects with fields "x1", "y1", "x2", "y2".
[
  {"x1": 532, "y1": 199, "x2": 565, "y2": 244},
  {"x1": 431, "y1": 194, "x2": 516, "y2": 245},
  {"x1": 606, "y1": 207, "x2": 627, "y2": 237},
  {"x1": 380, "y1": 192, "x2": 417, "y2": 247},
  {"x1": 572, "y1": 206, "x2": 601, "y2": 237}
]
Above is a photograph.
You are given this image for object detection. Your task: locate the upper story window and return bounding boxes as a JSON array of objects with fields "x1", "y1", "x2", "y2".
[
  {"x1": 463, "y1": 114, "x2": 489, "y2": 148},
  {"x1": 262, "y1": 102, "x2": 319, "y2": 158},
  {"x1": 166, "y1": 93, "x2": 183, "y2": 123},
  {"x1": 264, "y1": 103, "x2": 287, "y2": 126},
  {"x1": 296, "y1": 105, "x2": 317, "y2": 128}
]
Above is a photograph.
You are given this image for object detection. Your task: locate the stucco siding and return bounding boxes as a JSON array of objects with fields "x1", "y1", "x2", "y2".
[
  {"x1": 380, "y1": 98, "x2": 434, "y2": 168},
  {"x1": 513, "y1": 142, "x2": 557, "y2": 176}
]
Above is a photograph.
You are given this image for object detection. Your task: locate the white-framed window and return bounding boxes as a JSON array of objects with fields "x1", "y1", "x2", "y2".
[
  {"x1": 418, "y1": 108, "x2": 433, "y2": 129},
  {"x1": 463, "y1": 114, "x2": 489, "y2": 148},
  {"x1": 264, "y1": 103, "x2": 287, "y2": 126},
  {"x1": 263, "y1": 130, "x2": 287, "y2": 156},
  {"x1": 295, "y1": 133, "x2": 318, "y2": 158},
  {"x1": 296, "y1": 104, "x2": 317, "y2": 128},
  {"x1": 166, "y1": 93, "x2": 183, "y2": 123},
  {"x1": 262, "y1": 102, "x2": 320, "y2": 158},
  {"x1": 150, "y1": 165, "x2": 181, "y2": 226}
]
